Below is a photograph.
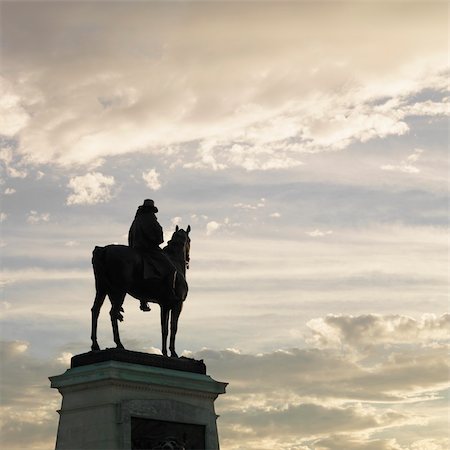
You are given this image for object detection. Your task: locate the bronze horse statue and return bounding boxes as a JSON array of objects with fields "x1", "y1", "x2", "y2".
[{"x1": 90, "y1": 225, "x2": 191, "y2": 357}]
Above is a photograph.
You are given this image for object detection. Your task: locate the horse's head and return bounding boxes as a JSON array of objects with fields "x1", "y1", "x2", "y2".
[{"x1": 170, "y1": 225, "x2": 191, "y2": 269}]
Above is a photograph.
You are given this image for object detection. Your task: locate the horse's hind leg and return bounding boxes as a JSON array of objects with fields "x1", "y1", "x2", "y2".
[
  {"x1": 160, "y1": 305, "x2": 170, "y2": 357},
  {"x1": 91, "y1": 289, "x2": 106, "y2": 351},
  {"x1": 110, "y1": 290, "x2": 126, "y2": 349},
  {"x1": 169, "y1": 302, "x2": 183, "y2": 358}
]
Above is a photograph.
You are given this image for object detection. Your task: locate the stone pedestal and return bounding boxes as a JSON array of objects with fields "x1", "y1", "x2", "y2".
[{"x1": 49, "y1": 349, "x2": 227, "y2": 450}]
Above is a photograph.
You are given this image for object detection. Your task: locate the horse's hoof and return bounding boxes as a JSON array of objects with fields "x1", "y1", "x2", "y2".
[
  {"x1": 116, "y1": 344, "x2": 125, "y2": 350},
  {"x1": 170, "y1": 352, "x2": 179, "y2": 358},
  {"x1": 91, "y1": 343, "x2": 100, "y2": 351}
]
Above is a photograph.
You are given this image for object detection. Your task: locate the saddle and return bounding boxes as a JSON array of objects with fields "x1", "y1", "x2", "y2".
[{"x1": 138, "y1": 249, "x2": 172, "y2": 280}]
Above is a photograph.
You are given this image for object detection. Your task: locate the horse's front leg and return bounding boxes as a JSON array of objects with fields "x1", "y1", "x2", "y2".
[
  {"x1": 160, "y1": 305, "x2": 169, "y2": 356},
  {"x1": 169, "y1": 302, "x2": 183, "y2": 358}
]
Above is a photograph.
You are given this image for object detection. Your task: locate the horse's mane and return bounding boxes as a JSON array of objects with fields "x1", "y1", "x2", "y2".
[{"x1": 163, "y1": 230, "x2": 186, "y2": 256}]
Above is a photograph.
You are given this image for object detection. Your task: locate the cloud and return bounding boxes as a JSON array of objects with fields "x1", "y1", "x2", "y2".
[
  {"x1": 1, "y1": 3, "x2": 447, "y2": 171},
  {"x1": 1, "y1": 312, "x2": 448, "y2": 450},
  {"x1": 142, "y1": 168, "x2": 161, "y2": 190},
  {"x1": 26, "y1": 210, "x2": 50, "y2": 224},
  {"x1": 4, "y1": 187, "x2": 16, "y2": 195},
  {"x1": 64, "y1": 240, "x2": 79, "y2": 247},
  {"x1": 171, "y1": 216, "x2": 182, "y2": 227},
  {"x1": 225, "y1": 402, "x2": 409, "y2": 440},
  {"x1": 194, "y1": 345, "x2": 448, "y2": 405},
  {"x1": 6, "y1": 166, "x2": 28, "y2": 178},
  {"x1": 0, "y1": 341, "x2": 64, "y2": 450},
  {"x1": 0, "y1": 77, "x2": 30, "y2": 136},
  {"x1": 66, "y1": 171, "x2": 115, "y2": 205},
  {"x1": 234, "y1": 198, "x2": 266, "y2": 210},
  {"x1": 187, "y1": 313, "x2": 449, "y2": 449},
  {"x1": 403, "y1": 100, "x2": 449, "y2": 117},
  {"x1": 381, "y1": 148, "x2": 424, "y2": 174},
  {"x1": 0, "y1": 212, "x2": 7, "y2": 222},
  {"x1": 308, "y1": 436, "x2": 450, "y2": 450},
  {"x1": 0, "y1": 147, "x2": 28, "y2": 179},
  {"x1": 306, "y1": 229, "x2": 333, "y2": 237},
  {"x1": 0, "y1": 267, "x2": 90, "y2": 287},
  {"x1": 56, "y1": 351, "x2": 73, "y2": 365},
  {"x1": 206, "y1": 220, "x2": 221, "y2": 236},
  {"x1": 306, "y1": 313, "x2": 450, "y2": 349}
]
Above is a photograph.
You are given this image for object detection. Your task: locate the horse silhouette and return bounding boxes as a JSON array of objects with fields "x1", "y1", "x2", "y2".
[{"x1": 90, "y1": 225, "x2": 190, "y2": 357}]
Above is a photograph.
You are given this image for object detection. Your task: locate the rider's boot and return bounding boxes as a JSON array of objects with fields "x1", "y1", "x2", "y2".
[{"x1": 140, "y1": 301, "x2": 151, "y2": 312}]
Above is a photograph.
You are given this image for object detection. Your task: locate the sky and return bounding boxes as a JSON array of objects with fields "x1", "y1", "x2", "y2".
[{"x1": 0, "y1": 1, "x2": 448, "y2": 449}]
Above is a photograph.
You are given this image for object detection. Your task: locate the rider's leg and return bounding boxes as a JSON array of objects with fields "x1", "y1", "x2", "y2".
[{"x1": 140, "y1": 300, "x2": 151, "y2": 311}]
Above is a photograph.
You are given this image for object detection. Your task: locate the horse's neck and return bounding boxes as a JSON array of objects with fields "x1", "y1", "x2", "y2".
[{"x1": 164, "y1": 246, "x2": 186, "y2": 275}]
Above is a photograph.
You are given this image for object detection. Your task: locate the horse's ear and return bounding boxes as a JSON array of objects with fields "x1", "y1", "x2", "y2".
[
  {"x1": 175, "y1": 225, "x2": 179, "y2": 232},
  {"x1": 186, "y1": 225, "x2": 191, "y2": 234}
]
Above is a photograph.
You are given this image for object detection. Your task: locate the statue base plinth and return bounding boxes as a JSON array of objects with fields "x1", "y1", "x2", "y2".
[{"x1": 50, "y1": 349, "x2": 227, "y2": 450}]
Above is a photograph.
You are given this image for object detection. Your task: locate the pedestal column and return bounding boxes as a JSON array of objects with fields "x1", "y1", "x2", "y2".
[{"x1": 49, "y1": 349, "x2": 227, "y2": 450}]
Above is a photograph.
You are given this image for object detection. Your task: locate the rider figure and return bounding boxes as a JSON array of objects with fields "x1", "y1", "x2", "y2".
[{"x1": 128, "y1": 199, "x2": 176, "y2": 312}]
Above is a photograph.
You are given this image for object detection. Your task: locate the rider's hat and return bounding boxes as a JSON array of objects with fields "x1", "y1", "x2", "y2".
[{"x1": 142, "y1": 199, "x2": 158, "y2": 213}]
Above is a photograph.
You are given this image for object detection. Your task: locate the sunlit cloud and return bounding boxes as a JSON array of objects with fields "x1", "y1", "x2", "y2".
[
  {"x1": 307, "y1": 313, "x2": 450, "y2": 349},
  {"x1": 66, "y1": 172, "x2": 115, "y2": 205},
  {"x1": 0, "y1": 77, "x2": 30, "y2": 136},
  {"x1": 171, "y1": 216, "x2": 182, "y2": 227},
  {"x1": 2, "y1": 3, "x2": 447, "y2": 172},
  {"x1": 142, "y1": 168, "x2": 161, "y2": 190},
  {"x1": 206, "y1": 220, "x2": 221, "y2": 236}
]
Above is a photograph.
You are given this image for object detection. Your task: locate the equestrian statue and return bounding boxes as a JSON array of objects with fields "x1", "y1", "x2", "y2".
[{"x1": 90, "y1": 199, "x2": 191, "y2": 357}]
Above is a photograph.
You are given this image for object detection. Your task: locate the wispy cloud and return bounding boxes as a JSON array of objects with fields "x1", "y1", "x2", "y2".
[
  {"x1": 0, "y1": 268, "x2": 90, "y2": 287},
  {"x1": 381, "y1": 148, "x2": 424, "y2": 174},
  {"x1": 306, "y1": 229, "x2": 333, "y2": 237},
  {"x1": 234, "y1": 198, "x2": 266, "y2": 210}
]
